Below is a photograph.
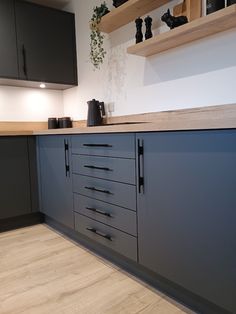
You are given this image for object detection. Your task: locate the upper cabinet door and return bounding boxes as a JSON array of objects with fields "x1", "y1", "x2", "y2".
[
  {"x1": 0, "y1": 0, "x2": 18, "y2": 79},
  {"x1": 15, "y1": 1, "x2": 77, "y2": 85}
]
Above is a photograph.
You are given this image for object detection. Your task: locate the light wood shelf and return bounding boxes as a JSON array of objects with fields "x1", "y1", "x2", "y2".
[
  {"x1": 99, "y1": 0, "x2": 170, "y2": 33},
  {"x1": 127, "y1": 4, "x2": 236, "y2": 56}
]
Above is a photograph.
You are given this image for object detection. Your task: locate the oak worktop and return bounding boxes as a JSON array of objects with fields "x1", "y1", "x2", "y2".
[{"x1": 1, "y1": 104, "x2": 236, "y2": 136}]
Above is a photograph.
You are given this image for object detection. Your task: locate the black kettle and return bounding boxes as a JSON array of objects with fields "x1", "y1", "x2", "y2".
[{"x1": 87, "y1": 99, "x2": 105, "y2": 127}]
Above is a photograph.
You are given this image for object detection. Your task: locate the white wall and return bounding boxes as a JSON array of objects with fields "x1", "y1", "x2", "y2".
[
  {"x1": 0, "y1": 86, "x2": 63, "y2": 121},
  {"x1": 63, "y1": 0, "x2": 236, "y2": 119}
]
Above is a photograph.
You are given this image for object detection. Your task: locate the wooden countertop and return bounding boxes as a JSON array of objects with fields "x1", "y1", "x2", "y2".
[{"x1": 1, "y1": 104, "x2": 236, "y2": 136}]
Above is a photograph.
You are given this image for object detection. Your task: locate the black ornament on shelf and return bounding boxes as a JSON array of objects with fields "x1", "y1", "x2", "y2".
[
  {"x1": 113, "y1": 0, "x2": 128, "y2": 8},
  {"x1": 135, "y1": 17, "x2": 143, "y2": 44},
  {"x1": 206, "y1": 0, "x2": 225, "y2": 14},
  {"x1": 161, "y1": 9, "x2": 188, "y2": 30},
  {"x1": 144, "y1": 16, "x2": 153, "y2": 40},
  {"x1": 227, "y1": 0, "x2": 236, "y2": 5}
]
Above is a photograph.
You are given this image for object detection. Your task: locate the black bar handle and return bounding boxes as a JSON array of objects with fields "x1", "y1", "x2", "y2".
[
  {"x1": 64, "y1": 139, "x2": 70, "y2": 177},
  {"x1": 84, "y1": 165, "x2": 112, "y2": 171},
  {"x1": 86, "y1": 207, "x2": 111, "y2": 217},
  {"x1": 22, "y1": 45, "x2": 27, "y2": 77},
  {"x1": 86, "y1": 227, "x2": 112, "y2": 241},
  {"x1": 137, "y1": 139, "x2": 144, "y2": 194},
  {"x1": 85, "y1": 186, "x2": 112, "y2": 195},
  {"x1": 83, "y1": 144, "x2": 112, "y2": 147}
]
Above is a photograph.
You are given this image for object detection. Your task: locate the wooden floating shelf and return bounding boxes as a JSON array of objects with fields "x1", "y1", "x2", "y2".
[
  {"x1": 99, "y1": 0, "x2": 170, "y2": 33},
  {"x1": 127, "y1": 5, "x2": 236, "y2": 57}
]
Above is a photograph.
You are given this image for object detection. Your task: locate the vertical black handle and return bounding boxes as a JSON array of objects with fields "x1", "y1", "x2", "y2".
[
  {"x1": 137, "y1": 139, "x2": 144, "y2": 194},
  {"x1": 22, "y1": 45, "x2": 27, "y2": 77},
  {"x1": 64, "y1": 139, "x2": 70, "y2": 177}
]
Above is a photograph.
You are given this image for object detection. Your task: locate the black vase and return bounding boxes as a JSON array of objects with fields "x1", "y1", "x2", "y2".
[
  {"x1": 227, "y1": 0, "x2": 236, "y2": 5},
  {"x1": 206, "y1": 0, "x2": 225, "y2": 14}
]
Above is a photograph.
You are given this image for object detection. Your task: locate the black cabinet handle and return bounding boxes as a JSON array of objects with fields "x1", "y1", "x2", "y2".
[
  {"x1": 22, "y1": 45, "x2": 27, "y2": 77},
  {"x1": 83, "y1": 144, "x2": 112, "y2": 147},
  {"x1": 84, "y1": 165, "x2": 112, "y2": 171},
  {"x1": 85, "y1": 186, "x2": 112, "y2": 194},
  {"x1": 64, "y1": 139, "x2": 70, "y2": 177},
  {"x1": 86, "y1": 207, "x2": 111, "y2": 217},
  {"x1": 137, "y1": 139, "x2": 144, "y2": 194},
  {"x1": 86, "y1": 227, "x2": 112, "y2": 241}
]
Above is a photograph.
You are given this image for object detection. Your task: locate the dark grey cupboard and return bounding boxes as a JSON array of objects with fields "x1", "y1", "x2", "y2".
[
  {"x1": 15, "y1": 1, "x2": 77, "y2": 85},
  {"x1": 0, "y1": 137, "x2": 31, "y2": 219},
  {"x1": 37, "y1": 136, "x2": 73, "y2": 228},
  {"x1": 0, "y1": 0, "x2": 77, "y2": 88},
  {"x1": 136, "y1": 130, "x2": 236, "y2": 313},
  {"x1": 0, "y1": 0, "x2": 18, "y2": 79}
]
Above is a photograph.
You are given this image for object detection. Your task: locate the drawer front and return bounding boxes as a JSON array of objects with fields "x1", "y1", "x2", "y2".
[
  {"x1": 72, "y1": 155, "x2": 136, "y2": 185},
  {"x1": 73, "y1": 175, "x2": 136, "y2": 210},
  {"x1": 71, "y1": 134, "x2": 135, "y2": 158},
  {"x1": 74, "y1": 194, "x2": 137, "y2": 236},
  {"x1": 75, "y1": 213, "x2": 137, "y2": 261}
]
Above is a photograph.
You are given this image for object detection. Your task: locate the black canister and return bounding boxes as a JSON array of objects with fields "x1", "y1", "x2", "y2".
[
  {"x1": 48, "y1": 117, "x2": 58, "y2": 129},
  {"x1": 58, "y1": 117, "x2": 72, "y2": 128},
  {"x1": 227, "y1": 0, "x2": 236, "y2": 6},
  {"x1": 206, "y1": 0, "x2": 225, "y2": 14}
]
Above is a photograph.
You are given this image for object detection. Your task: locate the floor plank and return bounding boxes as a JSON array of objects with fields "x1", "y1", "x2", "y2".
[{"x1": 0, "y1": 225, "x2": 195, "y2": 314}]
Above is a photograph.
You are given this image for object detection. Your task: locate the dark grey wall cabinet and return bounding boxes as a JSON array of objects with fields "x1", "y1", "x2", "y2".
[
  {"x1": 15, "y1": 1, "x2": 77, "y2": 85},
  {"x1": 136, "y1": 130, "x2": 236, "y2": 313},
  {"x1": 38, "y1": 136, "x2": 73, "y2": 228},
  {"x1": 0, "y1": 137, "x2": 31, "y2": 219},
  {"x1": 0, "y1": 0, "x2": 18, "y2": 79}
]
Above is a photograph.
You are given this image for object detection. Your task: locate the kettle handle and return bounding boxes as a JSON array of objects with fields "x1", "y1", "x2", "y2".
[{"x1": 100, "y1": 102, "x2": 106, "y2": 116}]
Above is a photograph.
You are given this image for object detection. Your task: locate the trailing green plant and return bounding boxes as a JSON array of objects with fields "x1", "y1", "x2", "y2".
[{"x1": 89, "y1": 2, "x2": 109, "y2": 69}]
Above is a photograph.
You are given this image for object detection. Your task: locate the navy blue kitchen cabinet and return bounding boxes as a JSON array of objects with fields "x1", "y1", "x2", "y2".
[
  {"x1": 0, "y1": 0, "x2": 18, "y2": 79},
  {"x1": 136, "y1": 130, "x2": 236, "y2": 313},
  {"x1": 15, "y1": 1, "x2": 77, "y2": 86},
  {"x1": 37, "y1": 136, "x2": 73, "y2": 228}
]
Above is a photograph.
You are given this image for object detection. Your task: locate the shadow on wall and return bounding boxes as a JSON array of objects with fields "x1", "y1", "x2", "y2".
[{"x1": 143, "y1": 29, "x2": 236, "y2": 86}]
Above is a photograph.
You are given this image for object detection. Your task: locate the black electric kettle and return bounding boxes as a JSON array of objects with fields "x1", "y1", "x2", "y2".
[{"x1": 87, "y1": 99, "x2": 105, "y2": 127}]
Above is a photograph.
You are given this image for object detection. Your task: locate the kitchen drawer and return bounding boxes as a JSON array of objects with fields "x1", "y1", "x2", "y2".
[
  {"x1": 71, "y1": 134, "x2": 135, "y2": 158},
  {"x1": 72, "y1": 155, "x2": 136, "y2": 185},
  {"x1": 73, "y1": 174, "x2": 136, "y2": 210},
  {"x1": 75, "y1": 213, "x2": 137, "y2": 261},
  {"x1": 74, "y1": 194, "x2": 137, "y2": 236}
]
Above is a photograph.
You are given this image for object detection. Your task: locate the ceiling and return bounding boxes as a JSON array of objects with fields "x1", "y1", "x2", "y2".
[{"x1": 25, "y1": 0, "x2": 70, "y2": 9}]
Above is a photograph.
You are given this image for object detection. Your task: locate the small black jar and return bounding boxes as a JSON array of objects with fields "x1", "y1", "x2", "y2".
[
  {"x1": 58, "y1": 117, "x2": 72, "y2": 128},
  {"x1": 48, "y1": 117, "x2": 58, "y2": 129}
]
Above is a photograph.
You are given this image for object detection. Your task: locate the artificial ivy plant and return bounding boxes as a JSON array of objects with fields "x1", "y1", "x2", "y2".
[{"x1": 89, "y1": 2, "x2": 109, "y2": 69}]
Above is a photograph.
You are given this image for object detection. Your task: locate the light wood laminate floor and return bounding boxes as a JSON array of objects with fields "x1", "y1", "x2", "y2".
[{"x1": 0, "y1": 224, "x2": 195, "y2": 314}]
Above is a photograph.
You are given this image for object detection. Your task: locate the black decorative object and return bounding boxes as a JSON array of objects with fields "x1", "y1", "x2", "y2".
[
  {"x1": 113, "y1": 0, "x2": 128, "y2": 7},
  {"x1": 227, "y1": 0, "x2": 236, "y2": 5},
  {"x1": 144, "y1": 16, "x2": 153, "y2": 40},
  {"x1": 48, "y1": 118, "x2": 58, "y2": 129},
  {"x1": 87, "y1": 99, "x2": 106, "y2": 127},
  {"x1": 58, "y1": 117, "x2": 72, "y2": 128},
  {"x1": 135, "y1": 17, "x2": 143, "y2": 44},
  {"x1": 206, "y1": 0, "x2": 225, "y2": 14},
  {"x1": 161, "y1": 9, "x2": 188, "y2": 29}
]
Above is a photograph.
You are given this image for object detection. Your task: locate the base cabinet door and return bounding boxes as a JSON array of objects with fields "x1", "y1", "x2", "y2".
[
  {"x1": 0, "y1": 137, "x2": 31, "y2": 219},
  {"x1": 137, "y1": 130, "x2": 236, "y2": 313},
  {"x1": 38, "y1": 136, "x2": 73, "y2": 228}
]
